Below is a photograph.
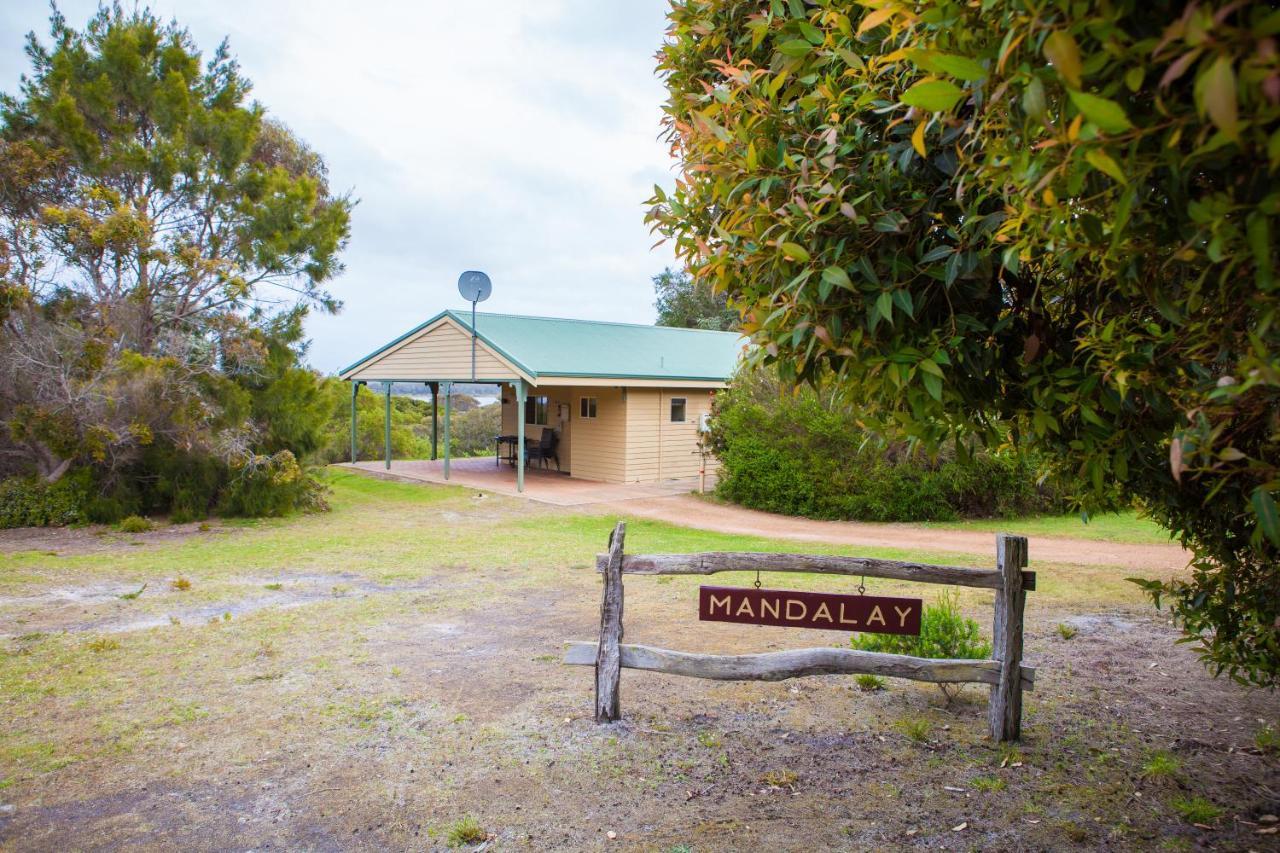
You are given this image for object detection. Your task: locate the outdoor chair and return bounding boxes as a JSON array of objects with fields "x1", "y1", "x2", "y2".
[{"x1": 525, "y1": 429, "x2": 560, "y2": 471}]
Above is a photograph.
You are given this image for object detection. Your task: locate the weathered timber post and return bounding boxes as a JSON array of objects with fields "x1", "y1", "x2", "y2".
[
  {"x1": 990, "y1": 533, "x2": 1029, "y2": 742},
  {"x1": 595, "y1": 521, "x2": 626, "y2": 722}
]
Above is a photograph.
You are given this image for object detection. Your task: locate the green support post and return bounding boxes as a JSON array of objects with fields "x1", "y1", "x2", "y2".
[
  {"x1": 515, "y1": 379, "x2": 526, "y2": 493},
  {"x1": 442, "y1": 381, "x2": 453, "y2": 480},
  {"x1": 350, "y1": 382, "x2": 360, "y2": 464},
  {"x1": 429, "y1": 382, "x2": 439, "y2": 461},
  {"x1": 384, "y1": 382, "x2": 393, "y2": 470}
]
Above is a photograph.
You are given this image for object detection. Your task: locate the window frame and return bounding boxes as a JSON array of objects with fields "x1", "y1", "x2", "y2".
[
  {"x1": 579, "y1": 396, "x2": 598, "y2": 419},
  {"x1": 524, "y1": 395, "x2": 549, "y2": 426},
  {"x1": 669, "y1": 396, "x2": 687, "y2": 423}
]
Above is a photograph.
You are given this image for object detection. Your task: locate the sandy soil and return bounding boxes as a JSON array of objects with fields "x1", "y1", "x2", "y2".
[
  {"x1": 593, "y1": 495, "x2": 1191, "y2": 573},
  {"x1": 2, "y1": 560, "x2": 1276, "y2": 850}
]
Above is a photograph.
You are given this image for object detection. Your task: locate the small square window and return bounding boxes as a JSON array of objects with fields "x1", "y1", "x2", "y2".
[
  {"x1": 580, "y1": 397, "x2": 597, "y2": 419},
  {"x1": 524, "y1": 395, "x2": 548, "y2": 425},
  {"x1": 670, "y1": 397, "x2": 687, "y2": 423}
]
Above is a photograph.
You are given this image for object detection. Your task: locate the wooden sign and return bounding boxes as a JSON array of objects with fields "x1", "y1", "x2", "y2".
[{"x1": 698, "y1": 586, "x2": 922, "y2": 635}]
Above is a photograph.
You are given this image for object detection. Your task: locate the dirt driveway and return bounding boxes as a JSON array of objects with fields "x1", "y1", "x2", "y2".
[{"x1": 593, "y1": 494, "x2": 1191, "y2": 573}]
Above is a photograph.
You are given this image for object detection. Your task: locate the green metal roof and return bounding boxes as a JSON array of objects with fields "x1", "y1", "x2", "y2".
[{"x1": 341, "y1": 310, "x2": 745, "y2": 382}]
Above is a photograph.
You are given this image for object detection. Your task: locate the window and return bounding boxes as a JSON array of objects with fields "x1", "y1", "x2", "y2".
[
  {"x1": 579, "y1": 397, "x2": 598, "y2": 419},
  {"x1": 670, "y1": 397, "x2": 687, "y2": 423},
  {"x1": 524, "y1": 395, "x2": 548, "y2": 425}
]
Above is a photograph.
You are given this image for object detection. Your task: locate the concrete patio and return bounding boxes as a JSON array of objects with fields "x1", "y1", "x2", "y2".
[{"x1": 343, "y1": 458, "x2": 710, "y2": 507}]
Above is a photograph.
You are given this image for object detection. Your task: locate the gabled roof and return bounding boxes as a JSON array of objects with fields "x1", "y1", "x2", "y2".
[{"x1": 340, "y1": 310, "x2": 745, "y2": 382}]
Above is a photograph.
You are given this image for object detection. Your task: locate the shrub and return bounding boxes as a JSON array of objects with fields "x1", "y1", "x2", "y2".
[
  {"x1": 852, "y1": 593, "x2": 991, "y2": 701},
  {"x1": 117, "y1": 515, "x2": 152, "y2": 533},
  {"x1": 219, "y1": 451, "x2": 329, "y2": 518},
  {"x1": 710, "y1": 369, "x2": 1062, "y2": 522},
  {"x1": 0, "y1": 474, "x2": 89, "y2": 529}
]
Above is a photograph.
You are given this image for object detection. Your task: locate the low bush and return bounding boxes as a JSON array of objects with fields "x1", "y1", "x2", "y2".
[
  {"x1": 852, "y1": 593, "x2": 990, "y2": 702},
  {"x1": 709, "y1": 369, "x2": 1062, "y2": 522},
  {"x1": 220, "y1": 451, "x2": 329, "y2": 518},
  {"x1": 117, "y1": 515, "x2": 152, "y2": 533},
  {"x1": 0, "y1": 474, "x2": 89, "y2": 529}
]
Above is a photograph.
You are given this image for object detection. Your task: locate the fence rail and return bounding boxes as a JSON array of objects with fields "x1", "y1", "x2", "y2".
[{"x1": 566, "y1": 522, "x2": 1034, "y2": 742}]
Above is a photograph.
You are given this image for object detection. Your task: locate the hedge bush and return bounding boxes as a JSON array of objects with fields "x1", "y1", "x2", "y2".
[
  {"x1": 710, "y1": 371, "x2": 1060, "y2": 522},
  {"x1": 0, "y1": 474, "x2": 89, "y2": 528}
]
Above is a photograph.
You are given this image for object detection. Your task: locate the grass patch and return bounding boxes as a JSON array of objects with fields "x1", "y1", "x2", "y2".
[
  {"x1": 921, "y1": 510, "x2": 1170, "y2": 545},
  {"x1": 971, "y1": 775, "x2": 1006, "y2": 792},
  {"x1": 761, "y1": 769, "x2": 799, "y2": 787},
  {"x1": 855, "y1": 674, "x2": 886, "y2": 692},
  {"x1": 697, "y1": 730, "x2": 721, "y2": 749},
  {"x1": 1169, "y1": 795, "x2": 1223, "y2": 825},
  {"x1": 1141, "y1": 751, "x2": 1181, "y2": 780},
  {"x1": 445, "y1": 814, "x2": 487, "y2": 847},
  {"x1": 895, "y1": 717, "x2": 931, "y2": 743},
  {"x1": 171, "y1": 576, "x2": 192, "y2": 591},
  {"x1": 84, "y1": 636, "x2": 121, "y2": 653},
  {"x1": 1256, "y1": 724, "x2": 1280, "y2": 755},
  {"x1": 1055, "y1": 623, "x2": 1078, "y2": 640}
]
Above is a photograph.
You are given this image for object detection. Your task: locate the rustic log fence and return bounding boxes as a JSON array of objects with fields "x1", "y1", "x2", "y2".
[{"x1": 563, "y1": 522, "x2": 1036, "y2": 742}]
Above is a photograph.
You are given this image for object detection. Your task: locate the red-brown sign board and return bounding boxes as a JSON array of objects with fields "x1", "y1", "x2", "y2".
[{"x1": 699, "y1": 586, "x2": 922, "y2": 635}]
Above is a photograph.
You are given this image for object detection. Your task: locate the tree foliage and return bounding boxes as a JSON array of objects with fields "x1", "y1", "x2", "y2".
[
  {"x1": 648, "y1": 0, "x2": 1280, "y2": 684},
  {"x1": 0, "y1": 5, "x2": 351, "y2": 521},
  {"x1": 653, "y1": 266, "x2": 738, "y2": 330}
]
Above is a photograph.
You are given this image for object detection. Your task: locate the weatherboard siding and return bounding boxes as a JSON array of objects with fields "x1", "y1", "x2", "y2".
[
  {"x1": 345, "y1": 320, "x2": 519, "y2": 382},
  {"x1": 570, "y1": 387, "x2": 627, "y2": 483},
  {"x1": 624, "y1": 389, "x2": 717, "y2": 482}
]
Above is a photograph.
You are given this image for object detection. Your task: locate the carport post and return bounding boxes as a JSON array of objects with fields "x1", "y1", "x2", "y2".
[
  {"x1": 384, "y1": 382, "x2": 392, "y2": 470},
  {"x1": 442, "y1": 381, "x2": 453, "y2": 480},
  {"x1": 515, "y1": 379, "x2": 526, "y2": 493},
  {"x1": 430, "y1": 381, "x2": 439, "y2": 461},
  {"x1": 350, "y1": 381, "x2": 360, "y2": 464}
]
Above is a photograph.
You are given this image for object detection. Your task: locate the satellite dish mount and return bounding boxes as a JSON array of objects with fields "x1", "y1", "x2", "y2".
[{"x1": 457, "y1": 271, "x2": 492, "y2": 381}]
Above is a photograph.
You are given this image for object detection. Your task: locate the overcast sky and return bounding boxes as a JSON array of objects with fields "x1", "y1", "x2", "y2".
[{"x1": 1, "y1": 0, "x2": 681, "y2": 373}]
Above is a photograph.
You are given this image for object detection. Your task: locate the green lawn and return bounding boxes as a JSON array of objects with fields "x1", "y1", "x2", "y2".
[{"x1": 923, "y1": 510, "x2": 1173, "y2": 546}]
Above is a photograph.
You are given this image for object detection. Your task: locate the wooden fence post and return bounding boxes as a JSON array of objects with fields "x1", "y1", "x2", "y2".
[
  {"x1": 595, "y1": 521, "x2": 626, "y2": 722},
  {"x1": 990, "y1": 533, "x2": 1028, "y2": 742}
]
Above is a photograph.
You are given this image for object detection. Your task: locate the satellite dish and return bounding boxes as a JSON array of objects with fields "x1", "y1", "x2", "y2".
[{"x1": 458, "y1": 270, "x2": 492, "y2": 304}]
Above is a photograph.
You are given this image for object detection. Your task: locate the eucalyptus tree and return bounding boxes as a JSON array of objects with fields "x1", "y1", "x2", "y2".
[{"x1": 649, "y1": 0, "x2": 1280, "y2": 684}]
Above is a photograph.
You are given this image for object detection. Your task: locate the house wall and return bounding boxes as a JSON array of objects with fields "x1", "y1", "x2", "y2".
[
  {"x1": 625, "y1": 388, "x2": 718, "y2": 482},
  {"x1": 495, "y1": 384, "x2": 718, "y2": 484},
  {"x1": 345, "y1": 319, "x2": 520, "y2": 382}
]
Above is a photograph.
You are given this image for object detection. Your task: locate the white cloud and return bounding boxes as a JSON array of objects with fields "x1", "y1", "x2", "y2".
[{"x1": 0, "y1": 0, "x2": 681, "y2": 372}]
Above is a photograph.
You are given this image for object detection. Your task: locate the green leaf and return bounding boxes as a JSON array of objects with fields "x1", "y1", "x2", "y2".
[
  {"x1": 777, "y1": 39, "x2": 813, "y2": 58},
  {"x1": 1022, "y1": 77, "x2": 1046, "y2": 118},
  {"x1": 821, "y1": 265, "x2": 853, "y2": 290},
  {"x1": 900, "y1": 79, "x2": 966, "y2": 112},
  {"x1": 780, "y1": 242, "x2": 810, "y2": 262},
  {"x1": 1084, "y1": 148, "x2": 1128, "y2": 184},
  {"x1": 876, "y1": 291, "x2": 894, "y2": 325},
  {"x1": 908, "y1": 50, "x2": 987, "y2": 81},
  {"x1": 1251, "y1": 487, "x2": 1280, "y2": 546},
  {"x1": 921, "y1": 371, "x2": 942, "y2": 401},
  {"x1": 797, "y1": 20, "x2": 824, "y2": 45},
  {"x1": 1068, "y1": 90, "x2": 1133, "y2": 134},
  {"x1": 1043, "y1": 30, "x2": 1082, "y2": 88},
  {"x1": 1195, "y1": 55, "x2": 1239, "y2": 140}
]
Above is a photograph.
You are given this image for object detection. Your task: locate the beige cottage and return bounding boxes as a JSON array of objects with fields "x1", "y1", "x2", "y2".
[{"x1": 339, "y1": 310, "x2": 744, "y2": 491}]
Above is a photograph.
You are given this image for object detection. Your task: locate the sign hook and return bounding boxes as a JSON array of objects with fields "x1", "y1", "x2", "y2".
[
  {"x1": 754, "y1": 567, "x2": 762, "y2": 590},
  {"x1": 858, "y1": 575, "x2": 866, "y2": 595}
]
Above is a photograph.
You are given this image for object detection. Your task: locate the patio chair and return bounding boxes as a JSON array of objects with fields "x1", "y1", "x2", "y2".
[{"x1": 525, "y1": 429, "x2": 560, "y2": 471}]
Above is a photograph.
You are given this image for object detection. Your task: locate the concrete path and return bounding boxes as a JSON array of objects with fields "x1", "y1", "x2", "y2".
[{"x1": 344, "y1": 458, "x2": 705, "y2": 507}]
